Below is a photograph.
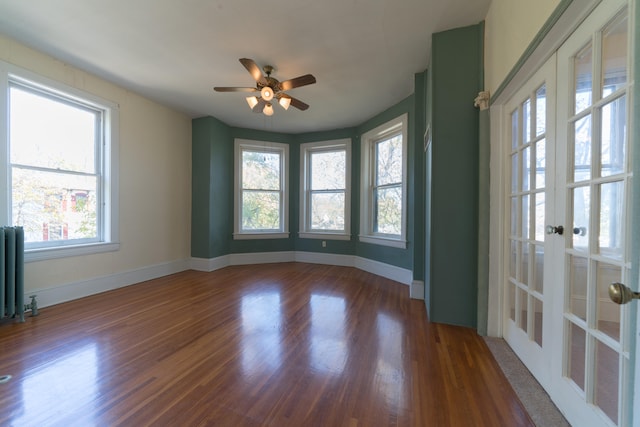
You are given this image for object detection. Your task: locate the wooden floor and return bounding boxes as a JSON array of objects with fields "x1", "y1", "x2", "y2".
[{"x1": 0, "y1": 263, "x2": 533, "y2": 426}]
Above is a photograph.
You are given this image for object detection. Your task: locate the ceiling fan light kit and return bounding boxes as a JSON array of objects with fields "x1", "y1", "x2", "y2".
[{"x1": 214, "y1": 58, "x2": 316, "y2": 116}]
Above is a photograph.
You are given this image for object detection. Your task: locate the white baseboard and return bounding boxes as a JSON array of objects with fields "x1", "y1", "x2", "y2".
[
  {"x1": 29, "y1": 258, "x2": 190, "y2": 309},
  {"x1": 27, "y1": 252, "x2": 415, "y2": 311},
  {"x1": 354, "y1": 256, "x2": 412, "y2": 285},
  {"x1": 410, "y1": 280, "x2": 425, "y2": 300},
  {"x1": 191, "y1": 251, "x2": 413, "y2": 286}
]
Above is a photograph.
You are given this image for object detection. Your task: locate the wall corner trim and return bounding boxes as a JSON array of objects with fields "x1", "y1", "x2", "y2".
[{"x1": 410, "y1": 280, "x2": 425, "y2": 300}]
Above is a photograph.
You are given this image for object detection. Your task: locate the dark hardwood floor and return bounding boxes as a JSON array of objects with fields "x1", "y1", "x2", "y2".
[{"x1": 0, "y1": 263, "x2": 533, "y2": 426}]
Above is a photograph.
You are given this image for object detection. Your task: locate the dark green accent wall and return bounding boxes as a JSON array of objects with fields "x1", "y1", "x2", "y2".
[
  {"x1": 191, "y1": 97, "x2": 416, "y2": 272},
  {"x1": 191, "y1": 116, "x2": 232, "y2": 258},
  {"x1": 425, "y1": 23, "x2": 481, "y2": 328}
]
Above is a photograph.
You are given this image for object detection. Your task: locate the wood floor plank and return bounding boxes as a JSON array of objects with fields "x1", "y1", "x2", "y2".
[{"x1": 0, "y1": 263, "x2": 533, "y2": 426}]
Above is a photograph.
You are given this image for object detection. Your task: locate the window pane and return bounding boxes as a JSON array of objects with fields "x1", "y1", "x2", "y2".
[
  {"x1": 601, "y1": 95, "x2": 626, "y2": 177},
  {"x1": 572, "y1": 186, "x2": 590, "y2": 250},
  {"x1": 376, "y1": 135, "x2": 402, "y2": 186},
  {"x1": 574, "y1": 114, "x2": 592, "y2": 182},
  {"x1": 535, "y1": 85, "x2": 546, "y2": 137},
  {"x1": 10, "y1": 85, "x2": 97, "y2": 174},
  {"x1": 12, "y1": 168, "x2": 98, "y2": 243},
  {"x1": 599, "y1": 181, "x2": 624, "y2": 258},
  {"x1": 311, "y1": 150, "x2": 345, "y2": 190},
  {"x1": 535, "y1": 139, "x2": 546, "y2": 189},
  {"x1": 523, "y1": 146, "x2": 531, "y2": 191},
  {"x1": 522, "y1": 98, "x2": 531, "y2": 142},
  {"x1": 374, "y1": 186, "x2": 401, "y2": 234},
  {"x1": 596, "y1": 262, "x2": 621, "y2": 342},
  {"x1": 602, "y1": 13, "x2": 627, "y2": 97},
  {"x1": 535, "y1": 192, "x2": 545, "y2": 242},
  {"x1": 511, "y1": 154, "x2": 518, "y2": 193},
  {"x1": 242, "y1": 191, "x2": 280, "y2": 230},
  {"x1": 569, "y1": 255, "x2": 588, "y2": 321},
  {"x1": 533, "y1": 297, "x2": 543, "y2": 347},
  {"x1": 511, "y1": 109, "x2": 519, "y2": 150},
  {"x1": 242, "y1": 151, "x2": 280, "y2": 190},
  {"x1": 311, "y1": 192, "x2": 345, "y2": 230},
  {"x1": 595, "y1": 340, "x2": 619, "y2": 424},
  {"x1": 567, "y1": 321, "x2": 586, "y2": 391},
  {"x1": 575, "y1": 43, "x2": 593, "y2": 114}
]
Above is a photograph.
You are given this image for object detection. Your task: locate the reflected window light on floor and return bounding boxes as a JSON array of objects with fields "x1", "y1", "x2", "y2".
[
  {"x1": 241, "y1": 291, "x2": 282, "y2": 377},
  {"x1": 17, "y1": 343, "x2": 98, "y2": 426},
  {"x1": 310, "y1": 294, "x2": 348, "y2": 375}
]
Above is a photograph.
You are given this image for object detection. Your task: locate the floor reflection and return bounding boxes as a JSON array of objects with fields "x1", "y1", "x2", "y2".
[
  {"x1": 241, "y1": 291, "x2": 282, "y2": 377},
  {"x1": 310, "y1": 294, "x2": 348, "y2": 375},
  {"x1": 375, "y1": 313, "x2": 405, "y2": 410},
  {"x1": 14, "y1": 342, "x2": 98, "y2": 427}
]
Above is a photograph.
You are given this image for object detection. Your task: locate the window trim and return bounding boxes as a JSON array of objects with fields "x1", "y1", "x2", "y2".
[
  {"x1": 233, "y1": 139, "x2": 289, "y2": 240},
  {"x1": 299, "y1": 138, "x2": 351, "y2": 240},
  {"x1": 359, "y1": 113, "x2": 408, "y2": 249},
  {"x1": 0, "y1": 60, "x2": 120, "y2": 261}
]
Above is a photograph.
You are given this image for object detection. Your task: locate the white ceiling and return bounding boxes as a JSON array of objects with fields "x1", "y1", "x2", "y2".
[{"x1": 0, "y1": 0, "x2": 491, "y2": 134}]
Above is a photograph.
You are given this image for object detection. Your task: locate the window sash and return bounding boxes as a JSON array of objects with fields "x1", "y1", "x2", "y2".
[
  {"x1": 8, "y1": 79, "x2": 106, "y2": 249},
  {"x1": 300, "y1": 140, "x2": 350, "y2": 237},
  {"x1": 235, "y1": 140, "x2": 288, "y2": 238}
]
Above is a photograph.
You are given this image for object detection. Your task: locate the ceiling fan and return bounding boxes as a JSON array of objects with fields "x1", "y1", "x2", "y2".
[{"x1": 214, "y1": 58, "x2": 316, "y2": 116}]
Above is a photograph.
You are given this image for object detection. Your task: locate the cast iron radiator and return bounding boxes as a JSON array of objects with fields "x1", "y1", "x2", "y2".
[{"x1": 1, "y1": 226, "x2": 25, "y2": 322}]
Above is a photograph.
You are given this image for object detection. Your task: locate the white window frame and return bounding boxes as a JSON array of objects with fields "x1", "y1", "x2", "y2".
[
  {"x1": 0, "y1": 61, "x2": 119, "y2": 262},
  {"x1": 359, "y1": 113, "x2": 408, "y2": 248},
  {"x1": 299, "y1": 138, "x2": 351, "y2": 240},
  {"x1": 234, "y1": 139, "x2": 289, "y2": 240}
]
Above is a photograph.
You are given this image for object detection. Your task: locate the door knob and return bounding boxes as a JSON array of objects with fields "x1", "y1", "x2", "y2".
[
  {"x1": 609, "y1": 282, "x2": 639, "y2": 305},
  {"x1": 546, "y1": 225, "x2": 564, "y2": 235},
  {"x1": 573, "y1": 226, "x2": 587, "y2": 236}
]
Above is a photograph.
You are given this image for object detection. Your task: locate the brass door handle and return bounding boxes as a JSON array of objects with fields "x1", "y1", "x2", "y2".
[{"x1": 609, "y1": 283, "x2": 639, "y2": 305}]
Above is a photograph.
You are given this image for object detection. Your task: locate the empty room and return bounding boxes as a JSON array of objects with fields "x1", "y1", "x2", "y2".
[{"x1": 0, "y1": 0, "x2": 638, "y2": 425}]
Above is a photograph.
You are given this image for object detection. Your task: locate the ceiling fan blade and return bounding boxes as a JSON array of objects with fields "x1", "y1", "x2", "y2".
[
  {"x1": 214, "y1": 87, "x2": 259, "y2": 92},
  {"x1": 252, "y1": 97, "x2": 267, "y2": 113},
  {"x1": 278, "y1": 74, "x2": 316, "y2": 91},
  {"x1": 286, "y1": 95, "x2": 310, "y2": 111},
  {"x1": 239, "y1": 58, "x2": 268, "y2": 86}
]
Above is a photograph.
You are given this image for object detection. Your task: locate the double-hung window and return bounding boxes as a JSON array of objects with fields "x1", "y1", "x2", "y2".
[
  {"x1": 1, "y1": 62, "x2": 119, "y2": 260},
  {"x1": 300, "y1": 139, "x2": 351, "y2": 240},
  {"x1": 234, "y1": 139, "x2": 289, "y2": 239},
  {"x1": 359, "y1": 114, "x2": 408, "y2": 248}
]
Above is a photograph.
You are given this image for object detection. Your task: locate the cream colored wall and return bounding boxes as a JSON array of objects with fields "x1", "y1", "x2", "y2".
[
  {"x1": 484, "y1": 0, "x2": 560, "y2": 95},
  {"x1": 0, "y1": 35, "x2": 192, "y2": 295}
]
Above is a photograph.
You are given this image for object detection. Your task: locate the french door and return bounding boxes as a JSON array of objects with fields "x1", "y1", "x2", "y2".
[{"x1": 503, "y1": 0, "x2": 632, "y2": 425}]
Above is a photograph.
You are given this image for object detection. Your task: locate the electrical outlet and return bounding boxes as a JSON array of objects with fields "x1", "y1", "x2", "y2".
[{"x1": 322, "y1": 241, "x2": 326, "y2": 248}]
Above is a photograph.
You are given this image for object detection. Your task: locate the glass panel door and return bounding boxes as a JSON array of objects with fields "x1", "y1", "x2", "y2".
[
  {"x1": 503, "y1": 57, "x2": 555, "y2": 389},
  {"x1": 555, "y1": 1, "x2": 631, "y2": 425}
]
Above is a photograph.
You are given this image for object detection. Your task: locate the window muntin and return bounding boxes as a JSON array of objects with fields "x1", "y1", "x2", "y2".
[
  {"x1": 300, "y1": 139, "x2": 351, "y2": 239},
  {"x1": 359, "y1": 114, "x2": 407, "y2": 248},
  {"x1": 1, "y1": 63, "x2": 119, "y2": 260},
  {"x1": 234, "y1": 139, "x2": 289, "y2": 239}
]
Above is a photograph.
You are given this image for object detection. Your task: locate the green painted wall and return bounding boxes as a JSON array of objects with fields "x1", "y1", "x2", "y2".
[
  {"x1": 426, "y1": 23, "x2": 481, "y2": 327},
  {"x1": 412, "y1": 72, "x2": 427, "y2": 283},
  {"x1": 191, "y1": 96, "x2": 417, "y2": 272},
  {"x1": 191, "y1": 116, "x2": 232, "y2": 258}
]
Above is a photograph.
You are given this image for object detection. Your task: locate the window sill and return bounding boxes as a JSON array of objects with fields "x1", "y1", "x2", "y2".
[
  {"x1": 25, "y1": 242, "x2": 120, "y2": 262},
  {"x1": 233, "y1": 232, "x2": 290, "y2": 240},
  {"x1": 299, "y1": 232, "x2": 351, "y2": 241},
  {"x1": 359, "y1": 235, "x2": 407, "y2": 249}
]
